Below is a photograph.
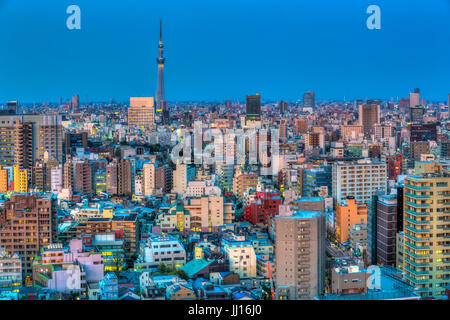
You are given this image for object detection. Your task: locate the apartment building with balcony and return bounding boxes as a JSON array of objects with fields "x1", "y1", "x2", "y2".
[
  {"x1": 332, "y1": 159, "x2": 387, "y2": 205},
  {"x1": 274, "y1": 211, "x2": 326, "y2": 300},
  {"x1": 377, "y1": 194, "x2": 399, "y2": 266},
  {"x1": 0, "y1": 194, "x2": 57, "y2": 275},
  {"x1": 402, "y1": 170, "x2": 450, "y2": 299}
]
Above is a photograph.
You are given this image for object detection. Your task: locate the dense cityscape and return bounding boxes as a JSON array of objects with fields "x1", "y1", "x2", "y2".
[{"x1": 0, "y1": 16, "x2": 449, "y2": 302}]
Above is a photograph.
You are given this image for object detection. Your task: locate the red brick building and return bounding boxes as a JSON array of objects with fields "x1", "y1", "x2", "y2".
[
  {"x1": 386, "y1": 154, "x2": 403, "y2": 181},
  {"x1": 244, "y1": 191, "x2": 283, "y2": 225}
]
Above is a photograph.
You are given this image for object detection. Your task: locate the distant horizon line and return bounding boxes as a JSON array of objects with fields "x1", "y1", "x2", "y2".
[{"x1": 5, "y1": 96, "x2": 450, "y2": 106}]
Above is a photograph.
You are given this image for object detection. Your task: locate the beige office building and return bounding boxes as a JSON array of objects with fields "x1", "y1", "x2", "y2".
[{"x1": 128, "y1": 97, "x2": 155, "y2": 130}]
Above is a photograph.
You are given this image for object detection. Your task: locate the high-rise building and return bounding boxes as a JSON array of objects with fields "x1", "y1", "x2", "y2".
[
  {"x1": 215, "y1": 162, "x2": 234, "y2": 192},
  {"x1": 305, "y1": 132, "x2": 324, "y2": 153},
  {"x1": 74, "y1": 159, "x2": 93, "y2": 196},
  {"x1": 274, "y1": 211, "x2": 326, "y2": 300},
  {"x1": 63, "y1": 155, "x2": 74, "y2": 190},
  {"x1": 128, "y1": 97, "x2": 155, "y2": 130},
  {"x1": 117, "y1": 159, "x2": 132, "y2": 197},
  {"x1": 172, "y1": 163, "x2": 195, "y2": 195},
  {"x1": 161, "y1": 101, "x2": 170, "y2": 125},
  {"x1": 72, "y1": 94, "x2": 79, "y2": 113},
  {"x1": 246, "y1": 94, "x2": 261, "y2": 121},
  {"x1": 0, "y1": 115, "x2": 63, "y2": 167},
  {"x1": 14, "y1": 120, "x2": 33, "y2": 170},
  {"x1": 94, "y1": 169, "x2": 106, "y2": 194},
  {"x1": 295, "y1": 119, "x2": 308, "y2": 135},
  {"x1": 64, "y1": 131, "x2": 88, "y2": 156},
  {"x1": 279, "y1": 100, "x2": 288, "y2": 114},
  {"x1": 376, "y1": 194, "x2": 399, "y2": 266},
  {"x1": 50, "y1": 165, "x2": 63, "y2": 194},
  {"x1": 303, "y1": 166, "x2": 332, "y2": 197},
  {"x1": 332, "y1": 160, "x2": 387, "y2": 205},
  {"x1": 410, "y1": 141, "x2": 430, "y2": 161},
  {"x1": 410, "y1": 106, "x2": 424, "y2": 123},
  {"x1": 374, "y1": 124, "x2": 394, "y2": 139},
  {"x1": 0, "y1": 194, "x2": 57, "y2": 275},
  {"x1": 30, "y1": 162, "x2": 46, "y2": 192},
  {"x1": 303, "y1": 91, "x2": 315, "y2": 109},
  {"x1": 279, "y1": 122, "x2": 287, "y2": 141},
  {"x1": 106, "y1": 161, "x2": 118, "y2": 195},
  {"x1": 399, "y1": 98, "x2": 410, "y2": 114},
  {"x1": 409, "y1": 92, "x2": 420, "y2": 118},
  {"x1": 232, "y1": 171, "x2": 258, "y2": 199},
  {"x1": 143, "y1": 162, "x2": 168, "y2": 196},
  {"x1": 358, "y1": 103, "x2": 380, "y2": 136},
  {"x1": 403, "y1": 169, "x2": 450, "y2": 299}
]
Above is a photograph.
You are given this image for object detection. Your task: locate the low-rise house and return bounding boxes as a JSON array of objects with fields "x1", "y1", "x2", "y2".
[
  {"x1": 166, "y1": 282, "x2": 196, "y2": 300},
  {"x1": 193, "y1": 278, "x2": 228, "y2": 300},
  {"x1": 99, "y1": 272, "x2": 118, "y2": 300},
  {"x1": 134, "y1": 234, "x2": 186, "y2": 270},
  {"x1": 210, "y1": 272, "x2": 240, "y2": 286},
  {"x1": 118, "y1": 287, "x2": 141, "y2": 300}
]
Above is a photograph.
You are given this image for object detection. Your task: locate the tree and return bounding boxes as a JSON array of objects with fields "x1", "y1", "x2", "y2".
[
  {"x1": 158, "y1": 262, "x2": 168, "y2": 273},
  {"x1": 176, "y1": 269, "x2": 189, "y2": 280},
  {"x1": 110, "y1": 250, "x2": 124, "y2": 277}
]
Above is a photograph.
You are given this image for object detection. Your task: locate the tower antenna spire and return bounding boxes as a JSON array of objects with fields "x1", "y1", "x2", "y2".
[{"x1": 160, "y1": 19, "x2": 162, "y2": 41}]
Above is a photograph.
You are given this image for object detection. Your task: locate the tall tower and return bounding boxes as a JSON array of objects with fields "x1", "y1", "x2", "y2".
[{"x1": 156, "y1": 19, "x2": 165, "y2": 110}]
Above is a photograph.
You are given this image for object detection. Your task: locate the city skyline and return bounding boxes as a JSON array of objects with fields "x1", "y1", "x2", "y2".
[
  {"x1": 0, "y1": 1, "x2": 449, "y2": 303},
  {"x1": 0, "y1": 0, "x2": 449, "y2": 103}
]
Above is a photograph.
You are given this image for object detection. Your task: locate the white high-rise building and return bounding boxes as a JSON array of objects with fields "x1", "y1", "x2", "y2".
[
  {"x1": 51, "y1": 166, "x2": 63, "y2": 194},
  {"x1": 332, "y1": 159, "x2": 387, "y2": 205}
]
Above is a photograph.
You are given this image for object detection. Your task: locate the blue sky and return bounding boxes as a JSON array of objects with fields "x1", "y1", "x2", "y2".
[{"x1": 0, "y1": 0, "x2": 449, "y2": 103}]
